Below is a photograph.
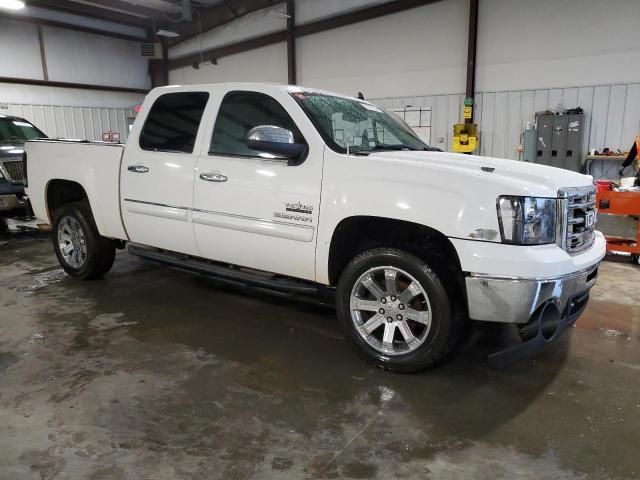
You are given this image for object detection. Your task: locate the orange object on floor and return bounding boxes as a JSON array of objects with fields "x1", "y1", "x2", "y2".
[{"x1": 596, "y1": 189, "x2": 640, "y2": 262}]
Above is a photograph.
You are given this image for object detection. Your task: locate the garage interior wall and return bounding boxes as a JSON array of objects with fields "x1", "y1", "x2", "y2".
[
  {"x1": 0, "y1": 17, "x2": 148, "y2": 141},
  {"x1": 169, "y1": 0, "x2": 640, "y2": 160}
]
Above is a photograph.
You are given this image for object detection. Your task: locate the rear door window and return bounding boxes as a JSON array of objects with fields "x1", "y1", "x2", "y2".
[{"x1": 139, "y1": 92, "x2": 209, "y2": 153}]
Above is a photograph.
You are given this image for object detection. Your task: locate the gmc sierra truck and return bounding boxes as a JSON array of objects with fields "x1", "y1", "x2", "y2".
[{"x1": 24, "y1": 84, "x2": 605, "y2": 372}]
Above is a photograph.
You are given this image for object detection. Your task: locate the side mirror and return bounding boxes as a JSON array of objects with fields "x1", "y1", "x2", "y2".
[{"x1": 246, "y1": 125, "x2": 307, "y2": 166}]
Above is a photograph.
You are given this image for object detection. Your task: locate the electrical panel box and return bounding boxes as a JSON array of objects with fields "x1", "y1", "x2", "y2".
[
  {"x1": 565, "y1": 114, "x2": 583, "y2": 172},
  {"x1": 536, "y1": 115, "x2": 553, "y2": 166},
  {"x1": 535, "y1": 113, "x2": 584, "y2": 172},
  {"x1": 523, "y1": 127, "x2": 537, "y2": 163}
]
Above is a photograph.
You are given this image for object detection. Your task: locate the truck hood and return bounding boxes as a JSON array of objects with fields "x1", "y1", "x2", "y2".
[{"x1": 369, "y1": 150, "x2": 593, "y2": 197}]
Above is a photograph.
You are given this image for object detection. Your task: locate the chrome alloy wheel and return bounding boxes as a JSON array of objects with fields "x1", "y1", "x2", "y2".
[
  {"x1": 57, "y1": 216, "x2": 88, "y2": 269},
  {"x1": 350, "y1": 266, "x2": 432, "y2": 356}
]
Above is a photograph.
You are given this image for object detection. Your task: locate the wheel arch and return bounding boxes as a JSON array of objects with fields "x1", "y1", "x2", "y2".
[
  {"x1": 326, "y1": 216, "x2": 466, "y2": 311},
  {"x1": 45, "y1": 179, "x2": 99, "y2": 227}
]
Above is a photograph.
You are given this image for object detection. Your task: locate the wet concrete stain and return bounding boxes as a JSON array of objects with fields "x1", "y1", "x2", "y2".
[{"x1": 0, "y1": 239, "x2": 639, "y2": 479}]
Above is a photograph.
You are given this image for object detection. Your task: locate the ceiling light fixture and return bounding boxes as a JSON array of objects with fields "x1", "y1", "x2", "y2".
[
  {"x1": 156, "y1": 29, "x2": 180, "y2": 38},
  {"x1": 0, "y1": 0, "x2": 25, "y2": 10}
]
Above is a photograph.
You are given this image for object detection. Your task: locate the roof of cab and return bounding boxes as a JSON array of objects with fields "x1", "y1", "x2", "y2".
[{"x1": 150, "y1": 82, "x2": 367, "y2": 104}]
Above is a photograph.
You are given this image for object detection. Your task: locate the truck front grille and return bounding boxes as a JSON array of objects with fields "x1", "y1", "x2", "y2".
[
  {"x1": 561, "y1": 186, "x2": 597, "y2": 254},
  {"x1": 1, "y1": 160, "x2": 24, "y2": 184}
]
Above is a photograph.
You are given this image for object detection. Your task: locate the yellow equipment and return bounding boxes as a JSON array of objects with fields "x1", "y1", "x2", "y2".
[{"x1": 452, "y1": 123, "x2": 478, "y2": 153}]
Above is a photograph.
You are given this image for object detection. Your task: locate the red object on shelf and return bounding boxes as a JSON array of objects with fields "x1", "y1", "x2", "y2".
[
  {"x1": 595, "y1": 180, "x2": 613, "y2": 192},
  {"x1": 596, "y1": 189, "x2": 640, "y2": 259}
]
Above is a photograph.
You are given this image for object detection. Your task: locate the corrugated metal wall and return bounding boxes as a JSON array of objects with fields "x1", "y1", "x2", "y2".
[
  {"x1": 372, "y1": 82, "x2": 640, "y2": 160},
  {"x1": 0, "y1": 103, "x2": 134, "y2": 142}
]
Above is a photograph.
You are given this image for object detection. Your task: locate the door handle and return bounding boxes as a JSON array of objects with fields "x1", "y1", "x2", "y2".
[
  {"x1": 128, "y1": 165, "x2": 149, "y2": 173},
  {"x1": 200, "y1": 172, "x2": 228, "y2": 182}
]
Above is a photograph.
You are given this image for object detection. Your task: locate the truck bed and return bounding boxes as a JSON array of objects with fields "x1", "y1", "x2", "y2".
[{"x1": 25, "y1": 139, "x2": 128, "y2": 240}]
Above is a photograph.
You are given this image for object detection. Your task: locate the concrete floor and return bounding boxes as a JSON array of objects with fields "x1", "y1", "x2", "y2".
[{"x1": 1, "y1": 234, "x2": 639, "y2": 480}]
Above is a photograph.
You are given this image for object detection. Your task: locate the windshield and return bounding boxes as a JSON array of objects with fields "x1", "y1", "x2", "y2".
[
  {"x1": 0, "y1": 117, "x2": 46, "y2": 143},
  {"x1": 291, "y1": 91, "x2": 429, "y2": 154}
]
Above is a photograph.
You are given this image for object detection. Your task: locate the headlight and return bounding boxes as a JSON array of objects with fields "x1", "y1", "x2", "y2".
[{"x1": 497, "y1": 196, "x2": 556, "y2": 245}]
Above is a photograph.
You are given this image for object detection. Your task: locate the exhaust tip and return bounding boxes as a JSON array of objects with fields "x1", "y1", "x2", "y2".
[{"x1": 539, "y1": 302, "x2": 561, "y2": 341}]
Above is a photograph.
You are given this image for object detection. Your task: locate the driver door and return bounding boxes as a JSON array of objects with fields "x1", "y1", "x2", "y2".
[{"x1": 193, "y1": 90, "x2": 323, "y2": 281}]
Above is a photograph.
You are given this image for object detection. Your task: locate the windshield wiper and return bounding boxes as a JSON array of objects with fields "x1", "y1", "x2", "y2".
[
  {"x1": 422, "y1": 146, "x2": 443, "y2": 152},
  {"x1": 346, "y1": 146, "x2": 370, "y2": 156},
  {"x1": 346, "y1": 144, "x2": 424, "y2": 155},
  {"x1": 369, "y1": 144, "x2": 418, "y2": 151}
]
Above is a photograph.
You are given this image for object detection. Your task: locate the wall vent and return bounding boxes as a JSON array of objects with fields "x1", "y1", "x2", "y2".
[{"x1": 140, "y1": 43, "x2": 161, "y2": 59}]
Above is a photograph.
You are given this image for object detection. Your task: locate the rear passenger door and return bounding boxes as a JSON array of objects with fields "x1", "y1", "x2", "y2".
[{"x1": 121, "y1": 91, "x2": 209, "y2": 255}]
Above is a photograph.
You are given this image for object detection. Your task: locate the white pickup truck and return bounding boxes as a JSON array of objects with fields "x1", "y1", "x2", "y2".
[{"x1": 24, "y1": 83, "x2": 605, "y2": 371}]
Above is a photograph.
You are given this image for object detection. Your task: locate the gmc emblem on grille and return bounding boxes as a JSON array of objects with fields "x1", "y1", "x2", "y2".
[{"x1": 585, "y1": 210, "x2": 596, "y2": 228}]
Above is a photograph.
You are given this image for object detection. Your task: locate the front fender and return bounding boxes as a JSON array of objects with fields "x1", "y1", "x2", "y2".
[{"x1": 316, "y1": 148, "x2": 511, "y2": 283}]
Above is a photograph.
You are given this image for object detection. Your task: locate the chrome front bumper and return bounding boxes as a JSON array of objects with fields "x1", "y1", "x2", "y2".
[{"x1": 465, "y1": 263, "x2": 600, "y2": 324}]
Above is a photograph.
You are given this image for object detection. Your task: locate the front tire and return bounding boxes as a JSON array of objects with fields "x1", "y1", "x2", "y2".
[
  {"x1": 52, "y1": 202, "x2": 115, "y2": 280},
  {"x1": 336, "y1": 248, "x2": 459, "y2": 373}
]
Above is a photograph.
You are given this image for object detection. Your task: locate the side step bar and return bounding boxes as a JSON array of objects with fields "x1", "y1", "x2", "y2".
[{"x1": 128, "y1": 245, "x2": 319, "y2": 295}]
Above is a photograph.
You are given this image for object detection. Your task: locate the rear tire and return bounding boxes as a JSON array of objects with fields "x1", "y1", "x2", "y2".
[
  {"x1": 52, "y1": 201, "x2": 115, "y2": 280},
  {"x1": 336, "y1": 248, "x2": 460, "y2": 373}
]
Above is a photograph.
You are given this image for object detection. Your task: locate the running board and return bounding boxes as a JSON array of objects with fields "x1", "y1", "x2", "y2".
[{"x1": 128, "y1": 245, "x2": 318, "y2": 295}]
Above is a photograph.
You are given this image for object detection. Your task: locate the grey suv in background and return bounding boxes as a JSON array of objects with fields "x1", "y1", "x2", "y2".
[{"x1": 0, "y1": 115, "x2": 46, "y2": 217}]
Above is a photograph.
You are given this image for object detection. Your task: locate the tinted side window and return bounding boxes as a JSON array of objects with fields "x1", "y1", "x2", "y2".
[
  {"x1": 210, "y1": 91, "x2": 305, "y2": 157},
  {"x1": 140, "y1": 92, "x2": 209, "y2": 153}
]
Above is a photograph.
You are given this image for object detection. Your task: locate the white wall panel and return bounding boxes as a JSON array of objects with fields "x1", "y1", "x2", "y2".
[
  {"x1": 433, "y1": 95, "x2": 448, "y2": 150},
  {"x1": 548, "y1": 89, "x2": 563, "y2": 112},
  {"x1": 492, "y1": 92, "x2": 508, "y2": 159},
  {"x1": 479, "y1": 92, "x2": 495, "y2": 157},
  {"x1": 0, "y1": 83, "x2": 145, "y2": 109},
  {"x1": 589, "y1": 85, "x2": 610, "y2": 153},
  {"x1": 0, "y1": 18, "x2": 148, "y2": 89},
  {"x1": 477, "y1": 0, "x2": 640, "y2": 91},
  {"x1": 621, "y1": 84, "x2": 640, "y2": 148},
  {"x1": 533, "y1": 90, "x2": 549, "y2": 114},
  {"x1": 447, "y1": 94, "x2": 462, "y2": 151},
  {"x1": 520, "y1": 91, "x2": 535, "y2": 129},
  {"x1": 605, "y1": 85, "x2": 627, "y2": 150},
  {"x1": 42, "y1": 26, "x2": 149, "y2": 89},
  {"x1": 296, "y1": 0, "x2": 467, "y2": 98},
  {"x1": 169, "y1": 43, "x2": 287, "y2": 85},
  {"x1": 0, "y1": 19, "x2": 44, "y2": 80},
  {"x1": 577, "y1": 86, "x2": 595, "y2": 155},
  {"x1": 506, "y1": 91, "x2": 522, "y2": 159},
  {"x1": 564, "y1": 88, "x2": 579, "y2": 110}
]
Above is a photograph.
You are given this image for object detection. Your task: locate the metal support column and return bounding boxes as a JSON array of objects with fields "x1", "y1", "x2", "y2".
[
  {"x1": 465, "y1": 0, "x2": 478, "y2": 123},
  {"x1": 286, "y1": 0, "x2": 296, "y2": 85}
]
